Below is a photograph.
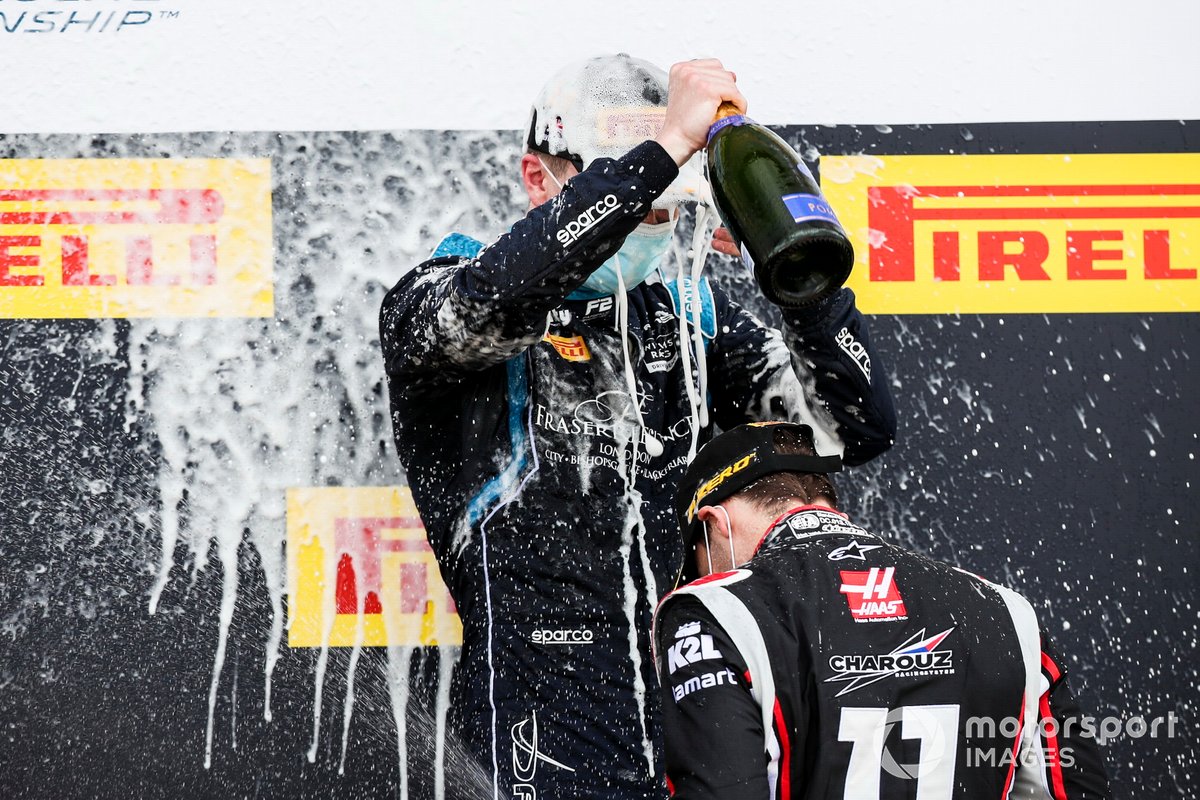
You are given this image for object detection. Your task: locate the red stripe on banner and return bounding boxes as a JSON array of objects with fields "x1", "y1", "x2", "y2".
[
  {"x1": 900, "y1": 184, "x2": 1200, "y2": 197},
  {"x1": 665, "y1": 774, "x2": 675, "y2": 796},
  {"x1": 1041, "y1": 651, "x2": 1062, "y2": 683},
  {"x1": 1001, "y1": 696, "x2": 1025, "y2": 798},
  {"x1": 0, "y1": 189, "x2": 225, "y2": 225},
  {"x1": 911, "y1": 206, "x2": 1200, "y2": 221},
  {"x1": 772, "y1": 699, "x2": 791, "y2": 800},
  {"x1": 1040, "y1": 694, "x2": 1069, "y2": 800}
]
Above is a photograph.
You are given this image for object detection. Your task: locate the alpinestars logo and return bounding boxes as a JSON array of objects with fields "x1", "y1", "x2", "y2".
[
  {"x1": 826, "y1": 628, "x2": 956, "y2": 697},
  {"x1": 511, "y1": 711, "x2": 574, "y2": 798},
  {"x1": 829, "y1": 541, "x2": 883, "y2": 561},
  {"x1": 556, "y1": 194, "x2": 620, "y2": 246},
  {"x1": 839, "y1": 567, "x2": 907, "y2": 622}
]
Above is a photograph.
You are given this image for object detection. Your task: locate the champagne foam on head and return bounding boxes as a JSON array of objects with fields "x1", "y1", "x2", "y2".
[{"x1": 528, "y1": 53, "x2": 704, "y2": 208}]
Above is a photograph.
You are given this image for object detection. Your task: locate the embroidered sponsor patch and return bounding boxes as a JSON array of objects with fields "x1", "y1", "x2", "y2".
[
  {"x1": 839, "y1": 567, "x2": 908, "y2": 622},
  {"x1": 543, "y1": 333, "x2": 591, "y2": 362},
  {"x1": 825, "y1": 628, "x2": 955, "y2": 696}
]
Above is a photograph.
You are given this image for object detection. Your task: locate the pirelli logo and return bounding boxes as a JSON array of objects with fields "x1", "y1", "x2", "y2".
[
  {"x1": 0, "y1": 159, "x2": 273, "y2": 318},
  {"x1": 543, "y1": 332, "x2": 591, "y2": 362},
  {"x1": 822, "y1": 154, "x2": 1200, "y2": 313},
  {"x1": 287, "y1": 486, "x2": 461, "y2": 648}
]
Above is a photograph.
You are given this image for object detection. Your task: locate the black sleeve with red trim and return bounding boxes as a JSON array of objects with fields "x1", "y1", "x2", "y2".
[
  {"x1": 1036, "y1": 633, "x2": 1112, "y2": 799},
  {"x1": 655, "y1": 595, "x2": 771, "y2": 800},
  {"x1": 379, "y1": 141, "x2": 679, "y2": 390},
  {"x1": 707, "y1": 286, "x2": 897, "y2": 466}
]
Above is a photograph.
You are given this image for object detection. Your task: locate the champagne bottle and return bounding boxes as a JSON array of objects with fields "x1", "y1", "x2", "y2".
[{"x1": 705, "y1": 102, "x2": 854, "y2": 309}]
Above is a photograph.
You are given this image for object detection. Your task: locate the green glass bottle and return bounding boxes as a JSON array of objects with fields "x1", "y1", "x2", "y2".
[{"x1": 705, "y1": 103, "x2": 854, "y2": 309}]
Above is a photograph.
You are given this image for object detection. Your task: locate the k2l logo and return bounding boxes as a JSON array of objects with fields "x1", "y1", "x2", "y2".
[
  {"x1": 839, "y1": 567, "x2": 908, "y2": 622},
  {"x1": 666, "y1": 622, "x2": 723, "y2": 674}
]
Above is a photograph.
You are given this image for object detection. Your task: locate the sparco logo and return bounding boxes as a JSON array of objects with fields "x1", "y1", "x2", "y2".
[
  {"x1": 531, "y1": 628, "x2": 595, "y2": 645},
  {"x1": 836, "y1": 326, "x2": 871, "y2": 382},
  {"x1": 826, "y1": 628, "x2": 956, "y2": 697},
  {"x1": 556, "y1": 194, "x2": 620, "y2": 245}
]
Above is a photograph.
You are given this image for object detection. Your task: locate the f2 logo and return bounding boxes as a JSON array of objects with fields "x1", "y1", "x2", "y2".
[{"x1": 584, "y1": 296, "x2": 614, "y2": 317}]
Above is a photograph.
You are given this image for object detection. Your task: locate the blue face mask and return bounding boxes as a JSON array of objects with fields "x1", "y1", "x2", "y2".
[{"x1": 576, "y1": 220, "x2": 676, "y2": 297}]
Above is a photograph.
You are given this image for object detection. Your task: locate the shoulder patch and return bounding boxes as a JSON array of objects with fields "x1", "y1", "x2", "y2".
[
  {"x1": 430, "y1": 232, "x2": 485, "y2": 260},
  {"x1": 666, "y1": 276, "x2": 717, "y2": 340}
]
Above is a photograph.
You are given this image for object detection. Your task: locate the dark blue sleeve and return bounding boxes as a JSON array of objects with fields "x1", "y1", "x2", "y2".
[
  {"x1": 707, "y1": 286, "x2": 896, "y2": 466},
  {"x1": 779, "y1": 288, "x2": 897, "y2": 465},
  {"x1": 379, "y1": 141, "x2": 678, "y2": 391}
]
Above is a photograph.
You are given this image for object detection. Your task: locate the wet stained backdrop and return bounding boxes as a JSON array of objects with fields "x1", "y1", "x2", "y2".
[{"x1": 0, "y1": 121, "x2": 1197, "y2": 797}]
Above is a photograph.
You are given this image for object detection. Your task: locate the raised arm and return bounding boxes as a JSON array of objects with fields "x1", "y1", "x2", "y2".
[
  {"x1": 708, "y1": 286, "x2": 897, "y2": 466},
  {"x1": 379, "y1": 142, "x2": 678, "y2": 388}
]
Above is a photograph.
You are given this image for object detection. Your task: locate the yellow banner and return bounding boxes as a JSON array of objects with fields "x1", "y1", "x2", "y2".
[
  {"x1": 822, "y1": 153, "x2": 1200, "y2": 313},
  {"x1": 0, "y1": 159, "x2": 272, "y2": 317},
  {"x1": 287, "y1": 486, "x2": 461, "y2": 648}
]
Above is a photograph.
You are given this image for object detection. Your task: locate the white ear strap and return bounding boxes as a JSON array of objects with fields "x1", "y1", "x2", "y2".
[
  {"x1": 701, "y1": 519, "x2": 714, "y2": 576},
  {"x1": 716, "y1": 504, "x2": 736, "y2": 568},
  {"x1": 537, "y1": 156, "x2": 564, "y2": 191}
]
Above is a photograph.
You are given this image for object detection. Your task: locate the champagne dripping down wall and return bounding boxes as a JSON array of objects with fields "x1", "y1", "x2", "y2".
[{"x1": 0, "y1": 122, "x2": 1196, "y2": 798}]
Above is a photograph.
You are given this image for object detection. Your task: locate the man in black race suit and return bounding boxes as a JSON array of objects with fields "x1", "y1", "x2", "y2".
[
  {"x1": 655, "y1": 422, "x2": 1110, "y2": 799},
  {"x1": 380, "y1": 56, "x2": 896, "y2": 799}
]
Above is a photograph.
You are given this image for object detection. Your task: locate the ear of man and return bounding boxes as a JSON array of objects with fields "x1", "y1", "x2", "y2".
[
  {"x1": 696, "y1": 504, "x2": 732, "y2": 543},
  {"x1": 521, "y1": 150, "x2": 576, "y2": 208}
]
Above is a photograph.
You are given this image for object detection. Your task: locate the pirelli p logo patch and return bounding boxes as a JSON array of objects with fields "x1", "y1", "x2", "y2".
[{"x1": 543, "y1": 333, "x2": 591, "y2": 362}]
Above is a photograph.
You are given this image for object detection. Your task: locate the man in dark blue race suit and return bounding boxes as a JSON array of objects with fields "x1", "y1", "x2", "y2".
[
  {"x1": 380, "y1": 56, "x2": 897, "y2": 799},
  {"x1": 656, "y1": 422, "x2": 1110, "y2": 798}
]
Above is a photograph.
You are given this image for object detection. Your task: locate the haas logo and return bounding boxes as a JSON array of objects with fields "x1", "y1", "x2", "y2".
[{"x1": 839, "y1": 567, "x2": 907, "y2": 622}]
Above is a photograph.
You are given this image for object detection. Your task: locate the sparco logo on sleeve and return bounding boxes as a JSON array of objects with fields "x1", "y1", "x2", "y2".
[
  {"x1": 839, "y1": 567, "x2": 908, "y2": 622},
  {"x1": 835, "y1": 327, "x2": 872, "y2": 382},
  {"x1": 556, "y1": 194, "x2": 620, "y2": 245}
]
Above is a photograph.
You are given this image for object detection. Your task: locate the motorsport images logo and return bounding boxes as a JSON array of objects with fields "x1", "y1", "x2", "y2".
[
  {"x1": 287, "y1": 486, "x2": 461, "y2": 648},
  {"x1": 822, "y1": 153, "x2": 1200, "y2": 313},
  {"x1": 0, "y1": 159, "x2": 272, "y2": 318}
]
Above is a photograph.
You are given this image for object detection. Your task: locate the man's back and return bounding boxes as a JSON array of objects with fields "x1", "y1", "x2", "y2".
[{"x1": 655, "y1": 507, "x2": 1109, "y2": 798}]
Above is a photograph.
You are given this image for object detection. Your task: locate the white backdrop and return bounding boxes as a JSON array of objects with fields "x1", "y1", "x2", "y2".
[{"x1": 6, "y1": 0, "x2": 1200, "y2": 134}]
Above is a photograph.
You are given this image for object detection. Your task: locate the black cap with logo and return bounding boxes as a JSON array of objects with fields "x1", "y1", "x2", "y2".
[{"x1": 675, "y1": 422, "x2": 843, "y2": 546}]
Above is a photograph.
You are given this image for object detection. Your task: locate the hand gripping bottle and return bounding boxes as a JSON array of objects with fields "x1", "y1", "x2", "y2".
[{"x1": 705, "y1": 102, "x2": 854, "y2": 309}]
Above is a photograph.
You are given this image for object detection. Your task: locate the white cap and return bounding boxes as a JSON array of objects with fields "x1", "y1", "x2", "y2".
[{"x1": 526, "y1": 53, "x2": 705, "y2": 209}]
